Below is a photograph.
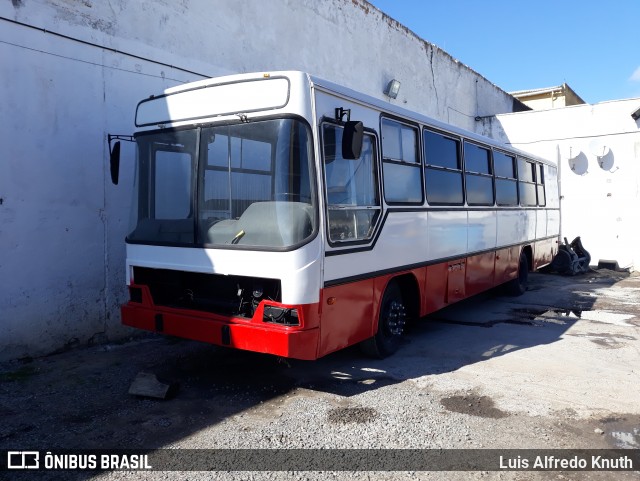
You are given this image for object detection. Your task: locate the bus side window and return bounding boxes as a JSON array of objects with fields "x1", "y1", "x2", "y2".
[
  {"x1": 380, "y1": 118, "x2": 422, "y2": 204},
  {"x1": 494, "y1": 151, "x2": 518, "y2": 206},
  {"x1": 322, "y1": 124, "x2": 381, "y2": 243},
  {"x1": 423, "y1": 130, "x2": 463, "y2": 205},
  {"x1": 537, "y1": 163, "x2": 546, "y2": 206},
  {"x1": 463, "y1": 141, "x2": 494, "y2": 206},
  {"x1": 518, "y1": 158, "x2": 537, "y2": 207}
]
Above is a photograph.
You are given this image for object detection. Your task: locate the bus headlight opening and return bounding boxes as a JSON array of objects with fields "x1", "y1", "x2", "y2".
[{"x1": 263, "y1": 306, "x2": 299, "y2": 326}]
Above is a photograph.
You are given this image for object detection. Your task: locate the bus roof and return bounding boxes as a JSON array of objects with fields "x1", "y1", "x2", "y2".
[
  {"x1": 307, "y1": 72, "x2": 555, "y2": 167},
  {"x1": 138, "y1": 70, "x2": 555, "y2": 167}
]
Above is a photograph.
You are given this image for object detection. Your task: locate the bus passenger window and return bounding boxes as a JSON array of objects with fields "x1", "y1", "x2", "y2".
[
  {"x1": 518, "y1": 158, "x2": 537, "y2": 207},
  {"x1": 322, "y1": 124, "x2": 381, "y2": 243},
  {"x1": 494, "y1": 151, "x2": 518, "y2": 206},
  {"x1": 464, "y1": 142, "x2": 494, "y2": 206},
  {"x1": 381, "y1": 118, "x2": 422, "y2": 204},
  {"x1": 423, "y1": 130, "x2": 463, "y2": 205},
  {"x1": 537, "y1": 164, "x2": 546, "y2": 206}
]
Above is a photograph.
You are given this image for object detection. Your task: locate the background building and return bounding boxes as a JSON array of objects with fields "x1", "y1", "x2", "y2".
[
  {"x1": 486, "y1": 99, "x2": 640, "y2": 270},
  {"x1": 510, "y1": 83, "x2": 586, "y2": 110},
  {"x1": 3, "y1": 0, "x2": 638, "y2": 362}
]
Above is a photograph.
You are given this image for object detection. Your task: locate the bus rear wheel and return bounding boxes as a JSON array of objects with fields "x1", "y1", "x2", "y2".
[
  {"x1": 360, "y1": 281, "x2": 407, "y2": 358},
  {"x1": 505, "y1": 250, "x2": 529, "y2": 296}
]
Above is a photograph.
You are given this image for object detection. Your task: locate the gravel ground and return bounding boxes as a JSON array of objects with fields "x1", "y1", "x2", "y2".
[{"x1": 1, "y1": 270, "x2": 639, "y2": 481}]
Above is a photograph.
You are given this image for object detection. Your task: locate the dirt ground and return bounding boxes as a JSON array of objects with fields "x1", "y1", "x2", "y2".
[{"x1": 1, "y1": 269, "x2": 639, "y2": 480}]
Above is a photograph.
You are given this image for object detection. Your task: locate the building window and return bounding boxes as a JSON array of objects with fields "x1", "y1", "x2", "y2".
[
  {"x1": 464, "y1": 141, "x2": 494, "y2": 206},
  {"x1": 423, "y1": 129, "x2": 463, "y2": 205},
  {"x1": 380, "y1": 118, "x2": 422, "y2": 204},
  {"x1": 494, "y1": 151, "x2": 518, "y2": 206}
]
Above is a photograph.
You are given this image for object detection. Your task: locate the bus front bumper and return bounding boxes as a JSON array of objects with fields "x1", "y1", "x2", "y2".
[{"x1": 121, "y1": 303, "x2": 320, "y2": 360}]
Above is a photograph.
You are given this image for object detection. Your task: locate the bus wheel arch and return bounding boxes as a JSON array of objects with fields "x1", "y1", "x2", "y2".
[
  {"x1": 393, "y1": 273, "x2": 420, "y2": 321},
  {"x1": 361, "y1": 274, "x2": 418, "y2": 358},
  {"x1": 505, "y1": 246, "x2": 531, "y2": 296}
]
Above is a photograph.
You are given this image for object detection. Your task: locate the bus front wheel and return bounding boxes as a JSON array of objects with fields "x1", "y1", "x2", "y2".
[{"x1": 360, "y1": 281, "x2": 407, "y2": 358}]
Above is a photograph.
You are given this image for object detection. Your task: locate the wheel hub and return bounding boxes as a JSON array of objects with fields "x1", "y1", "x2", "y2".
[{"x1": 386, "y1": 300, "x2": 406, "y2": 337}]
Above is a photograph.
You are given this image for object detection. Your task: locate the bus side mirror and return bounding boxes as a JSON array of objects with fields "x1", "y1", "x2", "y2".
[
  {"x1": 109, "y1": 140, "x2": 121, "y2": 185},
  {"x1": 342, "y1": 121, "x2": 364, "y2": 160},
  {"x1": 107, "y1": 134, "x2": 134, "y2": 185}
]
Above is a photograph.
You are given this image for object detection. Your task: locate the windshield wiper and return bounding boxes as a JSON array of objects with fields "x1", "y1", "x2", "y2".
[{"x1": 230, "y1": 230, "x2": 246, "y2": 245}]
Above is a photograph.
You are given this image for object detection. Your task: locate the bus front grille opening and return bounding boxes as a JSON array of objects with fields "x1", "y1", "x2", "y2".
[{"x1": 132, "y1": 267, "x2": 281, "y2": 318}]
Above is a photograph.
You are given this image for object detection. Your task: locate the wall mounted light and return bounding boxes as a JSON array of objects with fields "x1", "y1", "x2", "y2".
[{"x1": 384, "y1": 79, "x2": 401, "y2": 99}]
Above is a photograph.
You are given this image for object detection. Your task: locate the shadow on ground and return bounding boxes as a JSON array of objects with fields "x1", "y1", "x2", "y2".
[{"x1": 0, "y1": 270, "x2": 632, "y2": 459}]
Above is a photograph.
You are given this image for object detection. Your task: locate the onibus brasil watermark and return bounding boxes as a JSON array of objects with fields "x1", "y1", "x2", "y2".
[
  {"x1": 3, "y1": 449, "x2": 638, "y2": 472},
  {"x1": 6, "y1": 451, "x2": 151, "y2": 470}
]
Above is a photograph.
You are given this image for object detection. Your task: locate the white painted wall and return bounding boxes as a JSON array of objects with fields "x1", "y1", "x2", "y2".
[
  {"x1": 487, "y1": 100, "x2": 640, "y2": 271},
  {"x1": 0, "y1": 0, "x2": 520, "y2": 361}
]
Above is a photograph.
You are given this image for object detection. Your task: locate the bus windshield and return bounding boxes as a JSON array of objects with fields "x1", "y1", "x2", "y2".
[{"x1": 128, "y1": 118, "x2": 316, "y2": 249}]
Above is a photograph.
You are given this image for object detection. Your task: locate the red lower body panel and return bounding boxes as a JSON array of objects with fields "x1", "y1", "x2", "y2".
[
  {"x1": 533, "y1": 237, "x2": 558, "y2": 270},
  {"x1": 318, "y1": 280, "x2": 376, "y2": 357},
  {"x1": 122, "y1": 239, "x2": 558, "y2": 360},
  {"x1": 122, "y1": 295, "x2": 320, "y2": 360}
]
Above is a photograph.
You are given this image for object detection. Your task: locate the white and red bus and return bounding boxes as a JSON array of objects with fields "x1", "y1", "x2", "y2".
[{"x1": 109, "y1": 71, "x2": 559, "y2": 360}]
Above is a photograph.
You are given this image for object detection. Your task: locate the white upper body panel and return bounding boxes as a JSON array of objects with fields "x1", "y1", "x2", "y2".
[
  {"x1": 126, "y1": 71, "x2": 559, "y2": 293},
  {"x1": 126, "y1": 237, "x2": 323, "y2": 305}
]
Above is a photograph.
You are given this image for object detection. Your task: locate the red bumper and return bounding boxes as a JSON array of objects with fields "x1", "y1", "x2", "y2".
[{"x1": 122, "y1": 293, "x2": 320, "y2": 360}]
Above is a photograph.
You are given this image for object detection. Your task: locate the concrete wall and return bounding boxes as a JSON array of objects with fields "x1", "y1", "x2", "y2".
[
  {"x1": 0, "y1": 0, "x2": 520, "y2": 361},
  {"x1": 487, "y1": 100, "x2": 640, "y2": 270}
]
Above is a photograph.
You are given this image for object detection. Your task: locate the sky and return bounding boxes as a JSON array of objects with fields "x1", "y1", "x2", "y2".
[{"x1": 367, "y1": 0, "x2": 639, "y2": 104}]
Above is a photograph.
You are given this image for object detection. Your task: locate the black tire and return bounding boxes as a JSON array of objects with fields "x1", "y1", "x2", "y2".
[
  {"x1": 360, "y1": 281, "x2": 407, "y2": 358},
  {"x1": 505, "y1": 250, "x2": 529, "y2": 296}
]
